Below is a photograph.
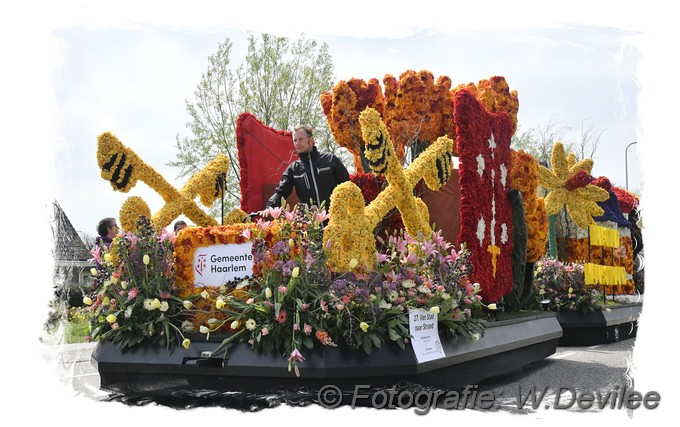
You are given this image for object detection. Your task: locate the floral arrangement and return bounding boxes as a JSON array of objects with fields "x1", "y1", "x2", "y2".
[
  {"x1": 97, "y1": 131, "x2": 229, "y2": 231},
  {"x1": 455, "y1": 88, "x2": 514, "y2": 303},
  {"x1": 188, "y1": 205, "x2": 489, "y2": 375},
  {"x1": 531, "y1": 257, "x2": 604, "y2": 312},
  {"x1": 509, "y1": 149, "x2": 548, "y2": 262},
  {"x1": 321, "y1": 107, "x2": 454, "y2": 272},
  {"x1": 84, "y1": 216, "x2": 189, "y2": 350},
  {"x1": 537, "y1": 142, "x2": 609, "y2": 230}
]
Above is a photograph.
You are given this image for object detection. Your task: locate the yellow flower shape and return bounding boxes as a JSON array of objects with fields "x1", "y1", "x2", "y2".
[{"x1": 538, "y1": 143, "x2": 609, "y2": 229}]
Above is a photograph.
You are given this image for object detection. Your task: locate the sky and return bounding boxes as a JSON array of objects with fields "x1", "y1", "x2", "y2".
[{"x1": 2, "y1": 0, "x2": 678, "y2": 424}]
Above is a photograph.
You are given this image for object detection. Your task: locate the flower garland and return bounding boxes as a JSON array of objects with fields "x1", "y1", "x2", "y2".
[
  {"x1": 538, "y1": 142, "x2": 610, "y2": 229},
  {"x1": 223, "y1": 208, "x2": 249, "y2": 225},
  {"x1": 509, "y1": 150, "x2": 549, "y2": 262},
  {"x1": 455, "y1": 88, "x2": 514, "y2": 303}
]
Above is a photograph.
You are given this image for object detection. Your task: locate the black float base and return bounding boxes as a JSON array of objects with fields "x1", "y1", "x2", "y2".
[
  {"x1": 92, "y1": 312, "x2": 561, "y2": 396},
  {"x1": 555, "y1": 303, "x2": 641, "y2": 346}
]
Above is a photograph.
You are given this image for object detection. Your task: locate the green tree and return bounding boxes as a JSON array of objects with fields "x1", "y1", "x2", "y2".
[{"x1": 170, "y1": 32, "x2": 345, "y2": 214}]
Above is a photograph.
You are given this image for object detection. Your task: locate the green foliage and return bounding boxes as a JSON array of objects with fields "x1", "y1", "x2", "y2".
[{"x1": 170, "y1": 32, "x2": 347, "y2": 214}]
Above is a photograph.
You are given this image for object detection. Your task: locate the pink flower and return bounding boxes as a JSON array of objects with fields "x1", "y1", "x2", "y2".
[
  {"x1": 314, "y1": 210, "x2": 330, "y2": 224},
  {"x1": 256, "y1": 218, "x2": 271, "y2": 230},
  {"x1": 293, "y1": 324, "x2": 299, "y2": 331},
  {"x1": 421, "y1": 241, "x2": 436, "y2": 256},
  {"x1": 89, "y1": 245, "x2": 102, "y2": 265},
  {"x1": 160, "y1": 292, "x2": 171, "y2": 299},
  {"x1": 277, "y1": 310, "x2": 287, "y2": 324},
  {"x1": 320, "y1": 300, "x2": 328, "y2": 312},
  {"x1": 261, "y1": 327, "x2": 269, "y2": 336},
  {"x1": 246, "y1": 298, "x2": 255, "y2": 305},
  {"x1": 284, "y1": 210, "x2": 297, "y2": 221},
  {"x1": 288, "y1": 348, "x2": 305, "y2": 364},
  {"x1": 127, "y1": 288, "x2": 139, "y2": 301},
  {"x1": 267, "y1": 206, "x2": 282, "y2": 219},
  {"x1": 300, "y1": 303, "x2": 310, "y2": 310},
  {"x1": 278, "y1": 286, "x2": 287, "y2": 294},
  {"x1": 303, "y1": 324, "x2": 312, "y2": 334},
  {"x1": 241, "y1": 228, "x2": 252, "y2": 239},
  {"x1": 376, "y1": 253, "x2": 390, "y2": 263},
  {"x1": 464, "y1": 298, "x2": 472, "y2": 305},
  {"x1": 111, "y1": 322, "x2": 119, "y2": 330}
]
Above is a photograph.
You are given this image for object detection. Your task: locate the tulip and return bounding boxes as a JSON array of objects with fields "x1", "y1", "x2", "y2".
[
  {"x1": 265, "y1": 288, "x2": 272, "y2": 299},
  {"x1": 487, "y1": 303, "x2": 497, "y2": 310},
  {"x1": 201, "y1": 290, "x2": 210, "y2": 299},
  {"x1": 183, "y1": 300, "x2": 194, "y2": 310},
  {"x1": 230, "y1": 320, "x2": 241, "y2": 330},
  {"x1": 83, "y1": 296, "x2": 93, "y2": 305},
  {"x1": 90, "y1": 268, "x2": 98, "y2": 276},
  {"x1": 288, "y1": 238, "x2": 295, "y2": 248},
  {"x1": 120, "y1": 281, "x2": 127, "y2": 290},
  {"x1": 349, "y1": 258, "x2": 359, "y2": 269},
  {"x1": 360, "y1": 322, "x2": 369, "y2": 333},
  {"x1": 143, "y1": 254, "x2": 150, "y2": 265},
  {"x1": 151, "y1": 298, "x2": 161, "y2": 309},
  {"x1": 182, "y1": 338, "x2": 191, "y2": 349},
  {"x1": 429, "y1": 306, "x2": 440, "y2": 314},
  {"x1": 292, "y1": 267, "x2": 300, "y2": 278},
  {"x1": 216, "y1": 298, "x2": 225, "y2": 309},
  {"x1": 199, "y1": 326, "x2": 210, "y2": 334},
  {"x1": 104, "y1": 253, "x2": 112, "y2": 263},
  {"x1": 106, "y1": 314, "x2": 117, "y2": 324}
]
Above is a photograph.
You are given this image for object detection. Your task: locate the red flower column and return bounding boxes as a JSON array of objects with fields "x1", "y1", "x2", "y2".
[{"x1": 455, "y1": 89, "x2": 514, "y2": 303}]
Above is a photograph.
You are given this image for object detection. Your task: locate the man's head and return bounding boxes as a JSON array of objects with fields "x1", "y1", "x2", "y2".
[
  {"x1": 174, "y1": 220, "x2": 188, "y2": 233},
  {"x1": 292, "y1": 125, "x2": 315, "y2": 154},
  {"x1": 97, "y1": 217, "x2": 118, "y2": 239}
]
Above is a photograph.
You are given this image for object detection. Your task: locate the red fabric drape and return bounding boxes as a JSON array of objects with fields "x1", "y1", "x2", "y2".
[{"x1": 236, "y1": 113, "x2": 300, "y2": 213}]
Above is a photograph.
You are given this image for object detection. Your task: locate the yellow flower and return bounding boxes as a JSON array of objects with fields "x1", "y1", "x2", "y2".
[
  {"x1": 230, "y1": 320, "x2": 241, "y2": 330},
  {"x1": 292, "y1": 267, "x2": 300, "y2": 278},
  {"x1": 90, "y1": 268, "x2": 98, "y2": 276},
  {"x1": 349, "y1": 258, "x2": 359, "y2": 269},
  {"x1": 106, "y1": 314, "x2": 117, "y2": 324},
  {"x1": 200, "y1": 290, "x2": 210, "y2": 299},
  {"x1": 143, "y1": 254, "x2": 150, "y2": 265},
  {"x1": 182, "y1": 338, "x2": 191, "y2": 349},
  {"x1": 102, "y1": 297, "x2": 110, "y2": 306},
  {"x1": 360, "y1": 322, "x2": 369, "y2": 333},
  {"x1": 538, "y1": 143, "x2": 609, "y2": 229},
  {"x1": 288, "y1": 238, "x2": 295, "y2": 248},
  {"x1": 120, "y1": 281, "x2": 127, "y2": 289},
  {"x1": 265, "y1": 288, "x2": 272, "y2": 299},
  {"x1": 151, "y1": 298, "x2": 161, "y2": 309},
  {"x1": 199, "y1": 325, "x2": 210, "y2": 334},
  {"x1": 429, "y1": 306, "x2": 440, "y2": 314},
  {"x1": 183, "y1": 300, "x2": 194, "y2": 309},
  {"x1": 159, "y1": 301, "x2": 169, "y2": 312},
  {"x1": 216, "y1": 298, "x2": 225, "y2": 309},
  {"x1": 83, "y1": 296, "x2": 93, "y2": 305},
  {"x1": 103, "y1": 253, "x2": 112, "y2": 263},
  {"x1": 487, "y1": 303, "x2": 497, "y2": 310}
]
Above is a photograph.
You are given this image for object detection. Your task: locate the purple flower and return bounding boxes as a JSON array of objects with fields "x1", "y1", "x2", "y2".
[{"x1": 271, "y1": 241, "x2": 290, "y2": 256}]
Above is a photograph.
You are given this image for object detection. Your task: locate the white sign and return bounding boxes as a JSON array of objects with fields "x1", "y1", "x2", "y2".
[
  {"x1": 193, "y1": 242, "x2": 254, "y2": 287},
  {"x1": 409, "y1": 308, "x2": 446, "y2": 363}
]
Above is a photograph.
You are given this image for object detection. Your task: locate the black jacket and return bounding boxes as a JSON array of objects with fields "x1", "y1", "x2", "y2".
[{"x1": 266, "y1": 146, "x2": 349, "y2": 211}]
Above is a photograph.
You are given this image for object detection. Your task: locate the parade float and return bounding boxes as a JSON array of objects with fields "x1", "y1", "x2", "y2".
[{"x1": 87, "y1": 71, "x2": 641, "y2": 397}]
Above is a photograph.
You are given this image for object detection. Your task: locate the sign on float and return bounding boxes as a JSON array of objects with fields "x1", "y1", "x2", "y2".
[{"x1": 193, "y1": 242, "x2": 254, "y2": 287}]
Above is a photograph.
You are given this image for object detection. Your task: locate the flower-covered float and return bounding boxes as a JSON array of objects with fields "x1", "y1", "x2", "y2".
[{"x1": 88, "y1": 71, "x2": 640, "y2": 396}]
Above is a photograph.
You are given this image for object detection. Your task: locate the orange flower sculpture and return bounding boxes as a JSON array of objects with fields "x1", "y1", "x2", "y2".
[{"x1": 509, "y1": 149, "x2": 548, "y2": 262}]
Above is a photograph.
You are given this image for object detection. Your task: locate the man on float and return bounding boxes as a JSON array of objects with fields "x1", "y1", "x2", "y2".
[{"x1": 263, "y1": 125, "x2": 349, "y2": 215}]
